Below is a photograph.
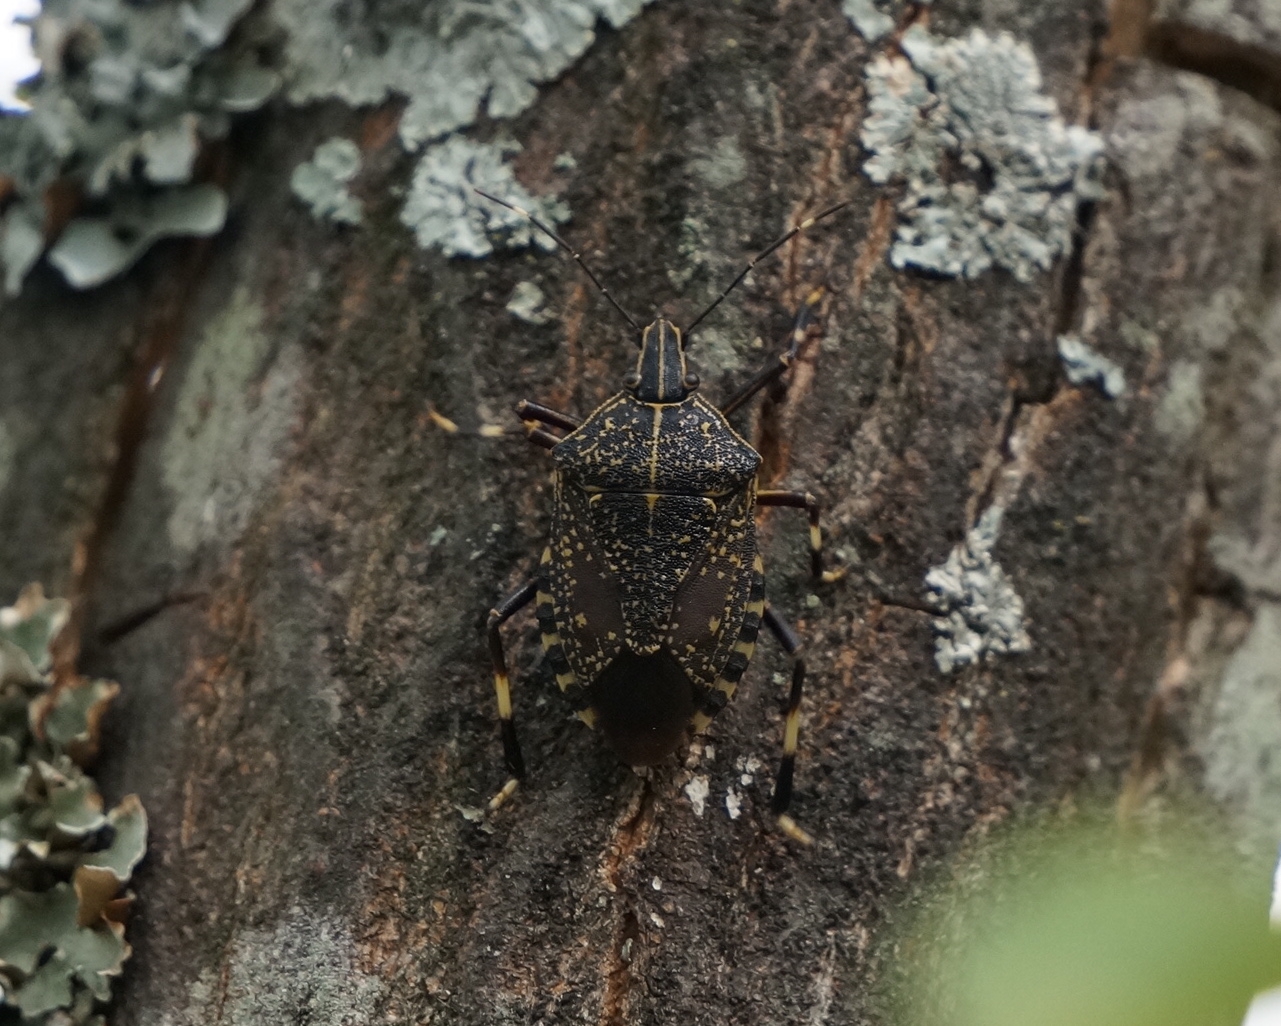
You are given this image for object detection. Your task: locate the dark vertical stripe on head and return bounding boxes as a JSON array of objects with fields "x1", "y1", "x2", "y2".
[{"x1": 635, "y1": 319, "x2": 687, "y2": 402}]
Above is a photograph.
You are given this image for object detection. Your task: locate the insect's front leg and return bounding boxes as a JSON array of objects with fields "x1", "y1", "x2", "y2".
[
  {"x1": 486, "y1": 579, "x2": 538, "y2": 810},
  {"x1": 719, "y1": 288, "x2": 825, "y2": 417},
  {"x1": 513, "y1": 399, "x2": 580, "y2": 450},
  {"x1": 763, "y1": 604, "x2": 813, "y2": 846},
  {"x1": 757, "y1": 489, "x2": 847, "y2": 584}
]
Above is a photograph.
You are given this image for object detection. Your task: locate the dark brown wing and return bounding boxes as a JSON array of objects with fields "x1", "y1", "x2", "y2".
[{"x1": 665, "y1": 487, "x2": 763, "y2": 715}]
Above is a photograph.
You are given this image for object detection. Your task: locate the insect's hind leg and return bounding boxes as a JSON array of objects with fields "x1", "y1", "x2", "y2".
[
  {"x1": 763, "y1": 604, "x2": 813, "y2": 846},
  {"x1": 719, "y1": 288, "x2": 824, "y2": 417},
  {"x1": 486, "y1": 579, "x2": 538, "y2": 810}
]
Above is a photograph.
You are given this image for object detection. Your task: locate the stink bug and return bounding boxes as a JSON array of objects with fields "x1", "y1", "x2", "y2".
[{"x1": 479, "y1": 190, "x2": 847, "y2": 843}]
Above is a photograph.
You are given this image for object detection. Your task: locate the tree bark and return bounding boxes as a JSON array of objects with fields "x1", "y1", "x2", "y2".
[{"x1": 2, "y1": 1, "x2": 1280, "y2": 1023}]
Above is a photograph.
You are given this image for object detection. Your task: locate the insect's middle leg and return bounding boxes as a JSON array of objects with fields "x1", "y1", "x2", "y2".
[
  {"x1": 764, "y1": 604, "x2": 813, "y2": 846},
  {"x1": 486, "y1": 579, "x2": 538, "y2": 809},
  {"x1": 757, "y1": 489, "x2": 846, "y2": 584},
  {"x1": 719, "y1": 288, "x2": 824, "y2": 417}
]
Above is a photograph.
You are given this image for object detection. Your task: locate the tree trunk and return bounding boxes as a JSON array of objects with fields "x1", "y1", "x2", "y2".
[{"x1": 2, "y1": 1, "x2": 1280, "y2": 1023}]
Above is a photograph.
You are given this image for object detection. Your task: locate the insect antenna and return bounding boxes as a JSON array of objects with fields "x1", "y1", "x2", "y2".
[
  {"x1": 683, "y1": 200, "x2": 850, "y2": 341},
  {"x1": 473, "y1": 188, "x2": 641, "y2": 335}
]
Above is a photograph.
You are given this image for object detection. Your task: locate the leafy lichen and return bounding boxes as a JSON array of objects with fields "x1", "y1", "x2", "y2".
[
  {"x1": 860, "y1": 27, "x2": 1105, "y2": 281},
  {"x1": 1057, "y1": 335, "x2": 1126, "y2": 398},
  {"x1": 399, "y1": 137, "x2": 569, "y2": 258},
  {"x1": 290, "y1": 137, "x2": 363, "y2": 226},
  {"x1": 0, "y1": 585, "x2": 145, "y2": 1026},
  {"x1": 924, "y1": 506, "x2": 1032, "y2": 673},
  {"x1": 275, "y1": 0, "x2": 654, "y2": 150},
  {"x1": 276, "y1": 0, "x2": 655, "y2": 255},
  {"x1": 0, "y1": 0, "x2": 276, "y2": 296}
]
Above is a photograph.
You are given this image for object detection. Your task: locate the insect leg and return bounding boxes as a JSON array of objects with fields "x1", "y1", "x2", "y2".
[
  {"x1": 757, "y1": 489, "x2": 847, "y2": 583},
  {"x1": 486, "y1": 579, "x2": 539, "y2": 810},
  {"x1": 514, "y1": 399, "x2": 581, "y2": 432},
  {"x1": 513, "y1": 400, "x2": 580, "y2": 450},
  {"x1": 763, "y1": 604, "x2": 813, "y2": 846},
  {"x1": 719, "y1": 288, "x2": 824, "y2": 417}
]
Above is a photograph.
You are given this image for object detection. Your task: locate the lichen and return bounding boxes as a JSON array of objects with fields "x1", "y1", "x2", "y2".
[
  {"x1": 506, "y1": 280, "x2": 552, "y2": 324},
  {"x1": 0, "y1": 584, "x2": 145, "y2": 1026},
  {"x1": 1057, "y1": 335, "x2": 1126, "y2": 398},
  {"x1": 161, "y1": 287, "x2": 301, "y2": 553},
  {"x1": 399, "y1": 137, "x2": 568, "y2": 258},
  {"x1": 860, "y1": 27, "x2": 1104, "y2": 281},
  {"x1": 1155, "y1": 359, "x2": 1205, "y2": 441},
  {"x1": 290, "y1": 137, "x2": 363, "y2": 226},
  {"x1": 1201, "y1": 603, "x2": 1281, "y2": 851},
  {"x1": 925, "y1": 506, "x2": 1031, "y2": 673},
  {"x1": 47, "y1": 185, "x2": 227, "y2": 289},
  {"x1": 275, "y1": 0, "x2": 655, "y2": 256},
  {"x1": 842, "y1": 0, "x2": 895, "y2": 42},
  {"x1": 275, "y1": 0, "x2": 654, "y2": 150},
  {"x1": 0, "y1": 0, "x2": 276, "y2": 296}
]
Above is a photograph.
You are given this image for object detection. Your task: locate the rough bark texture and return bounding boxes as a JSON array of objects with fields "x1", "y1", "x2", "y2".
[{"x1": 2, "y1": 1, "x2": 1280, "y2": 1023}]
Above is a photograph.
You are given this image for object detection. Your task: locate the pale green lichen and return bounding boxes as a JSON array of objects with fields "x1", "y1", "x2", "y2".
[
  {"x1": 47, "y1": 185, "x2": 227, "y2": 289},
  {"x1": 1155, "y1": 359, "x2": 1205, "y2": 441},
  {"x1": 276, "y1": 0, "x2": 654, "y2": 150},
  {"x1": 506, "y1": 281, "x2": 552, "y2": 324},
  {"x1": 0, "y1": 585, "x2": 145, "y2": 1026},
  {"x1": 842, "y1": 0, "x2": 933, "y2": 42},
  {"x1": 399, "y1": 137, "x2": 569, "y2": 258},
  {"x1": 161, "y1": 287, "x2": 301, "y2": 553},
  {"x1": 185, "y1": 913, "x2": 382, "y2": 1024},
  {"x1": 861, "y1": 27, "x2": 1105, "y2": 281},
  {"x1": 1202, "y1": 602, "x2": 1281, "y2": 849},
  {"x1": 0, "y1": 0, "x2": 276, "y2": 295},
  {"x1": 924, "y1": 506, "x2": 1031, "y2": 673},
  {"x1": 276, "y1": 0, "x2": 655, "y2": 254},
  {"x1": 1057, "y1": 335, "x2": 1126, "y2": 398},
  {"x1": 290, "y1": 138, "x2": 363, "y2": 226}
]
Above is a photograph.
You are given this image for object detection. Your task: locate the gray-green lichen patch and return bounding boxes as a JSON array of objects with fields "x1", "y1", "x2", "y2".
[
  {"x1": 690, "y1": 135, "x2": 748, "y2": 191},
  {"x1": 399, "y1": 137, "x2": 569, "y2": 258},
  {"x1": 275, "y1": 0, "x2": 655, "y2": 150},
  {"x1": 1201, "y1": 602, "x2": 1281, "y2": 847},
  {"x1": 842, "y1": 0, "x2": 895, "y2": 42},
  {"x1": 0, "y1": 0, "x2": 276, "y2": 295},
  {"x1": 275, "y1": 0, "x2": 656, "y2": 258},
  {"x1": 47, "y1": 185, "x2": 227, "y2": 289},
  {"x1": 161, "y1": 288, "x2": 301, "y2": 554},
  {"x1": 506, "y1": 281, "x2": 552, "y2": 324},
  {"x1": 290, "y1": 138, "x2": 363, "y2": 226},
  {"x1": 1058, "y1": 335, "x2": 1126, "y2": 398},
  {"x1": 1155, "y1": 359, "x2": 1205, "y2": 441},
  {"x1": 181, "y1": 912, "x2": 382, "y2": 1026},
  {"x1": 860, "y1": 27, "x2": 1105, "y2": 281},
  {"x1": 0, "y1": 585, "x2": 145, "y2": 1026},
  {"x1": 925, "y1": 506, "x2": 1032, "y2": 673}
]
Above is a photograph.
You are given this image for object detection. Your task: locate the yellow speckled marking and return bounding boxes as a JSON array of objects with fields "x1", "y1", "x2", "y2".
[{"x1": 577, "y1": 709, "x2": 597, "y2": 728}]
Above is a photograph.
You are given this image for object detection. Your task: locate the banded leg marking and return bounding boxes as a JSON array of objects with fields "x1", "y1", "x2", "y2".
[
  {"x1": 487, "y1": 579, "x2": 538, "y2": 809},
  {"x1": 720, "y1": 288, "x2": 825, "y2": 417},
  {"x1": 757, "y1": 489, "x2": 846, "y2": 584},
  {"x1": 763, "y1": 604, "x2": 813, "y2": 846}
]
